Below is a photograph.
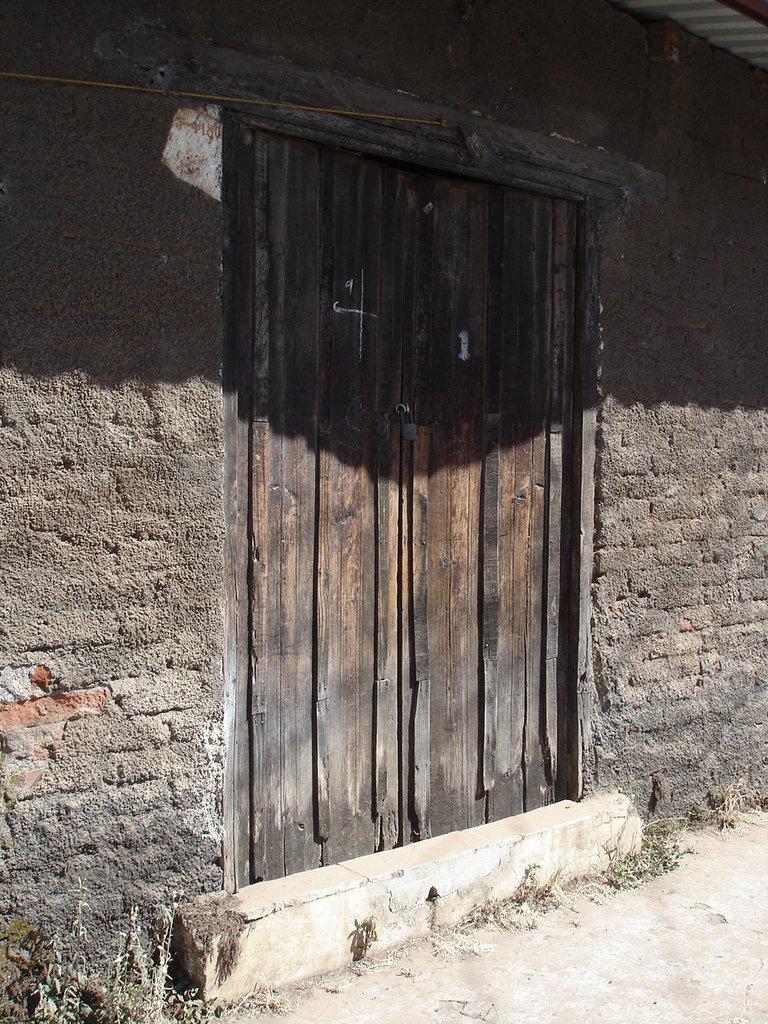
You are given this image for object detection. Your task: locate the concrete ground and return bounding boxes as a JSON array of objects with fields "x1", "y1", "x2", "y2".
[{"x1": 222, "y1": 811, "x2": 768, "y2": 1024}]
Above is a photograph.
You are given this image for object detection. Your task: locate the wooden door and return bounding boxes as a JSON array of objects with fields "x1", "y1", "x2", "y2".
[{"x1": 226, "y1": 127, "x2": 578, "y2": 887}]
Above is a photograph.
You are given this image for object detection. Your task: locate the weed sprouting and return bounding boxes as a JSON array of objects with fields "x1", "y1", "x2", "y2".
[
  {"x1": 0, "y1": 889, "x2": 215, "y2": 1024},
  {"x1": 605, "y1": 818, "x2": 686, "y2": 890}
]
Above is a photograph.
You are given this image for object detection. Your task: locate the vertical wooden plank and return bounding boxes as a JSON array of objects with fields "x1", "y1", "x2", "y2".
[
  {"x1": 405, "y1": 176, "x2": 434, "y2": 842},
  {"x1": 317, "y1": 150, "x2": 381, "y2": 863},
  {"x1": 374, "y1": 168, "x2": 415, "y2": 849},
  {"x1": 315, "y1": 428, "x2": 332, "y2": 844},
  {"x1": 411, "y1": 424, "x2": 431, "y2": 839},
  {"x1": 482, "y1": 189, "x2": 503, "y2": 801},
  {"x1": 555, "y1": 202, "x2": 577, "y2": 802},
  {"x1": 248, "y1": 135, "x2": 321, "y2": 880},
  {"x1": 249, "y1": 416, "x2": 269, "y2": 880},
  {"x1": 524, "y1": 197, "x2": 554, "y2": 809},
  {"x1": 315, "y1": 149, "x2": 336, "y2": 849},
  {"x1": 491, "y1": 195, "x2": 523, "y2": 819},
  {"x1": 482, "y1": 428, "x2": 500, "y2": 794},
  {"x1": 425, "y1": 178, "x2": 487, "y2": 837},
  {"x1": 491, "y1": 194, "x2": 532, "y2": 820},
  {"x1": 272, "y1": 136, "x2": 321, "y2": 876},
  {"x1": 221, "y1": 116, "x2": 254, "y2": 890},
  {"x1": 248, "y1": 132, "x2": 271, "y2": 882},
  {"x1": 375, "y1": 396, "x2": 399, "y2": 849}
]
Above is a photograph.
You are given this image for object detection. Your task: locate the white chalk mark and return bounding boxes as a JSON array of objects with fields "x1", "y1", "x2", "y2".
[
  {"x1": 332, "y1": 270, "x2": 378, "y2": 361},
  {"x1": 458, "y1": 329, "x2": 470, "y2": 361},
  {"x1": 346, "y1": 278, "x2": 354, "y2": 292}
]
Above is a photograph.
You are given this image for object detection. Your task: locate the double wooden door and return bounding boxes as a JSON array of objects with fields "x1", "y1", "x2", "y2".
[{"x1": 227, "y1": 127, "x2": 578, "y2": 886}]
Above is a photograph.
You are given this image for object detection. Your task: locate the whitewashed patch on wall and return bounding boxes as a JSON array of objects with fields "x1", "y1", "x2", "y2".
[{"x1": 162, "y1": 106, "x2": 222, "y2": 201}]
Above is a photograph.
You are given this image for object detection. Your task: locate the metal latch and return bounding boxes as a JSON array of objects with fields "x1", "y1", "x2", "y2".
[{"x1": 394, "y1": 402, "x2": 417, "y2": 441}]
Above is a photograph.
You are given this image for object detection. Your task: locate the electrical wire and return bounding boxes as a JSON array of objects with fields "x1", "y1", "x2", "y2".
[{"x1": 0, "y1": 69, "x2": 448, "y2": 127}]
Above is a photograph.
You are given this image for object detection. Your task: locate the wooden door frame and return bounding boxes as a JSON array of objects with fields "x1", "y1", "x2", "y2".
[{"x1": 201, "y1": 44, "x2": 665, "y2": 890}]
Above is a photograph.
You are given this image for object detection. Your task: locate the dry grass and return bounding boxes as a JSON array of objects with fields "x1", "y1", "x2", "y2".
[
  {"x1": 430, "y1": 865, "x2": 566, "y2": 958},
  {"x1": 707, "y1": 778, "x2": 748, "y2": 830},
  {"x1": 232, "y1": 982, "x2": 291, "y2": 1017},
  {"x1": 430, "y1": 929, "x2": 494, "y2": 958}
]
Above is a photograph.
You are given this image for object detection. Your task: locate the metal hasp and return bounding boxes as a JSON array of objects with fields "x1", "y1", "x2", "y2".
[{"x1": 395, "y1": 402, "x2": 417, "y2": 441}]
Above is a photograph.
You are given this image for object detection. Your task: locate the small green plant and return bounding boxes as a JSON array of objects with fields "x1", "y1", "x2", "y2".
[
  {"x1": 606, "y1": 818, "x2": 686, "y2": 890},
  {"x1": 0, "y1": 886, "x2": 215, "y2": 1024}
]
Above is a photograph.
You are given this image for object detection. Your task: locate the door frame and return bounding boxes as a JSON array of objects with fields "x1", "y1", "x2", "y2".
[{"x1": 217, "y1": 59, "x2": 651, "y2": 890}]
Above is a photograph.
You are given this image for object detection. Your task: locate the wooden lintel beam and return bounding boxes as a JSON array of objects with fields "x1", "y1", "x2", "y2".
[{"x1": 96, "y1": 28, "x2": 666, "y2": 203}]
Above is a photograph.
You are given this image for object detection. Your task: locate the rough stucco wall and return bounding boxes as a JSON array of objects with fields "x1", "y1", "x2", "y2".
[
  {"x1": 591, "y1": 27, "x2": 768, "y2": 811},
  {"x1": 2, "y1": 0, "x2": 768, "y2": 940},
  {"x1": 1, "y1": 30, "x2": 225, "y2": 941}
]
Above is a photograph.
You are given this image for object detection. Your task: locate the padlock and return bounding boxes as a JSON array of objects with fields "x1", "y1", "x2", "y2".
[{"x1": 395, "y1": 402, "x2": 418, "y2": 441}]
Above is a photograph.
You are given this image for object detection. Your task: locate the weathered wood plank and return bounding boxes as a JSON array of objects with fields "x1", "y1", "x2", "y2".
[
  {"x1": 482, "y1": 419, "x2": 500, "y2": 794},
  {"x1": 247, "y1": 135, "x2": 322, "y2": 880},
  {"x1": 248, "y1": 132, "x2": 272, "y2": 882},
  {"x1": 314, "y1": 430, "x2": 332, "y2": 846},
  {"x1": 426, "y1": 179, "x2": 487, "y2": 836},
  {"x1": 375, "y1": 168, "x2": 417, "y2": 848},
  {"x1": 249, "y1": 413, "x2": 269, "y2": 880},
  {"x1": 550, "y1": 199, "x2": 578, "y2": 800},
  {"x1": 482, "y1": 189, "x2": 503, "y2": 802},
  {"x1": 270, "y1": 136, "x2": 321, "y2": 876},
  {"x1": 314, "y1": 150, "x2": 335, "y2": 851},
  {"x1": 411, "y1": 423, "x2": 430, "y2": 840},
  {"x1": 375, "y1": 400, "x2": 399, "y2": 848},
  {"x1": 407, "y1": 175, "x2": 434, "y2": 842},
  {"x1": 541, "y1": 198, "x2": 572, "y2": 792},
  {"x1": 495, "y1": 195, "x2": 532, "y2": 821},
  {"x1": 318, "y1": 150, "x2": 381, "y2": 863},
  {"x1": 221, "y1": 118, "x2": 254, "y2": 890},
  {"x1": 524, "y1": 198, "x2": 554, "y2": 809}
]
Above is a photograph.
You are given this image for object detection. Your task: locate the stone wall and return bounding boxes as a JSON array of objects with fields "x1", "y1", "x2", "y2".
[{"x1": 2, "y1": 0, "x2": 768, "y2": 940}]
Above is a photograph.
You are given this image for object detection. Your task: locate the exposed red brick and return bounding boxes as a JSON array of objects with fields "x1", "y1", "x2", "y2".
[
  {"x1": 0, "y1": 688, "x2": 109, "y2": 731},
  {"x1": 30, "y1": 665, "x2": 54, "y2": 690}
]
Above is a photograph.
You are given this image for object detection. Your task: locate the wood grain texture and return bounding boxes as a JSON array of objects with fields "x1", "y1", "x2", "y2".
[
  {"x1": 551, "y1": 199, "x2": 578, "y2": 800},
  {"x1": 225, "y1": 123, "x2": 585, "y2": 880},
  {"x1": 248, "y1": 135, "x2": 321, "y2": 879},
  {"x1": 317, "y1": 150, "x2": 381, "y2": 864},
  {"x1": 222, "y1": 119, "x2": 254, "y2": 890},
  {"x1": 425, "y1": 179, "x2": 487, "y2": 836}
]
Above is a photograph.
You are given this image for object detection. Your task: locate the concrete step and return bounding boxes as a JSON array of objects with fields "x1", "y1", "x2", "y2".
[{"x1": 174, "y1": 793, "x2": 640, "y2": 1002}]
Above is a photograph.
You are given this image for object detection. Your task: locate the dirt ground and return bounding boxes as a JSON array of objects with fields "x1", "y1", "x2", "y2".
[{"x1": 223, "y1": 812, "x2": 768, "y2": 1024}]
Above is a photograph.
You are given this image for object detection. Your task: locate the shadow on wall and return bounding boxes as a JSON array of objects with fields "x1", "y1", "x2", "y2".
[
  {"x1": 3, "y1": 54, "x2": 768, "y2": 426},
  {"x1": 0, "y1": 82, "x2": 223, "y2": 387}
]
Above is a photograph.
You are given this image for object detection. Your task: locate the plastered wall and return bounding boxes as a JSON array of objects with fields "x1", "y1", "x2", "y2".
[{"x1": 2, "y1": 0, "x2": 768, "y2": 939}]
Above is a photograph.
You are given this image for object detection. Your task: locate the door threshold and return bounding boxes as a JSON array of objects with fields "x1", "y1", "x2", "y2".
[{"x1": 174, "y1": 793, "x2": 640, "y2": 1001}]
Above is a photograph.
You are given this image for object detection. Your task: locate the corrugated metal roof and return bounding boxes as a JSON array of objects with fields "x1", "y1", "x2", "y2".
[{"x1": 609, "y1": 0, "x2": 768, "y2": 70}]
